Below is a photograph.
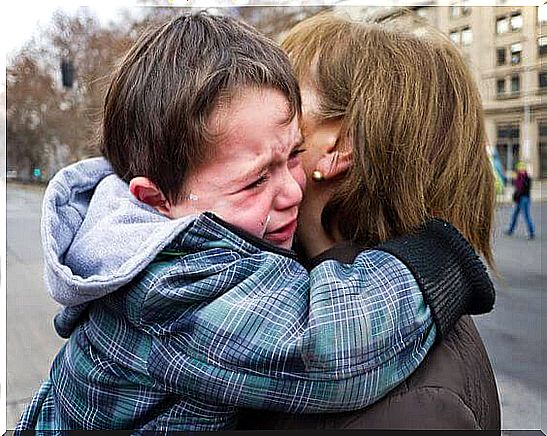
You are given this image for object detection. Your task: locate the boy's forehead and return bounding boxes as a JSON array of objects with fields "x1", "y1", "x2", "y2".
[
  {"x1": 216, "y1": 116, "x2": 300, "y2": 161},
  {"x1": 209, "y1": 89, "x2": 299, "y2": 154}
]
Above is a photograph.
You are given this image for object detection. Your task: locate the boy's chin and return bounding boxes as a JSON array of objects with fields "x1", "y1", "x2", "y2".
[{"x1": 266, "y1": 236, "x2": 294, "y2": 251}]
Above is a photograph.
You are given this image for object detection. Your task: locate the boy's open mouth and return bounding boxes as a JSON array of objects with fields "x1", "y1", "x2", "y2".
[{"x1": 265, "y1": 219, "x2": 297, "y2": 245}]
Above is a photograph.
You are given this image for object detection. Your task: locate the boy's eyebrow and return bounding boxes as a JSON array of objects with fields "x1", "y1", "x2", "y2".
[{"x1": 234, "y1": 135, "x2": 304, "y2": 188}]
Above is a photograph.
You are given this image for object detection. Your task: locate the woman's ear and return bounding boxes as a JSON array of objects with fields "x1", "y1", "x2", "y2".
[
  {"x1": 315, "y1": 146, "x2": 353, "y2": 180},
  {"x1": 129, "y1": 177, "x2": 171, "y2": 215}
]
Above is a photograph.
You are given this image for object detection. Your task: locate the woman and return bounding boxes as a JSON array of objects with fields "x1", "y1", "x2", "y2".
[{"x1": 239, "y1": 10, "x2": 500, "y2": 430}]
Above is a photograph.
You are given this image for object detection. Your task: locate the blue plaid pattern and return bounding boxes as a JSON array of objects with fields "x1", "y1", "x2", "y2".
[{"x1": 16, "y1": 214, "x2": 435, "y2": 432}]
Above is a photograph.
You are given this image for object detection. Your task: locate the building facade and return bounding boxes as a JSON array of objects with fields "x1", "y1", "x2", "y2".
[{"x1": 338, "y1": 4, "x2": 547, "y2": 180}]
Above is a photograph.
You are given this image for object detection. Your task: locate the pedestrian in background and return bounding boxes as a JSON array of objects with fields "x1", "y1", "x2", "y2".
[{"x1": 507, "y1": 161, "x2": 535, "y2": 240}]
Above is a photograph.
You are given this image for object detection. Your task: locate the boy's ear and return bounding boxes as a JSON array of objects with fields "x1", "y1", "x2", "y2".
[
  {"x1": 315, "y1": 146, "x2": 353, "y2": 181},
  {"x1": 129, "y1": 177, "x2": 171, "y2": 215}
]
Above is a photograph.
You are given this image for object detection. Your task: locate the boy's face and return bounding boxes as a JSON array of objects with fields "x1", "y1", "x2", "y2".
[{"x1": 169, "y1": 87, "x2": 306, "y2": 250}]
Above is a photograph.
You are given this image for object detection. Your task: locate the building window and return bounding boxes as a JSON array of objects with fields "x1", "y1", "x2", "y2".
[
  {"x1": 539, "y1": 36, "x2": 547, "y2": 56},
  {"x1": 415, "y1": 8, "x2": 428, "y2": 19},
  {"x1": 511, "y1": 75, "x2": 520, "y2": 94},
  {"x1": 461, "y1": 27, "x2": 473, "y2": 46},
  {"x1": 497, "y1": 125, "x2": 520, "y2": 176},
  {"x1": 510, "y1": 43, "x2": 522, "y2": 65},
  {"x1": 461, "y1": 0, "x2": 471, "y2": 16},
  {"x1": 450, "y1": 27, "x2": 473, "y2": 46},
  {"x1": 450, "y1": 3, "x2": 471, "y2": 18},
  {"x1": 497, "y1": 47, "x2": 506, "y2": 65},
  {"x1": 539, "y1": 72, "x2": 547, "y2": 90},
  {"x1": 496, "y1": 16, "x2": 509, "y2": 34},
  {"x1": 510, "y1": 13, "x2": 523, "y2": 31},
  {"x1": 496, "y1": 12, "x2": 522, "y2": 34},
  {"x1": 539, "y1": 4, "x2": 547, "y2": 24},
  {"x1": 497, "y1": 78, "x2": 506, "y2": 96}
]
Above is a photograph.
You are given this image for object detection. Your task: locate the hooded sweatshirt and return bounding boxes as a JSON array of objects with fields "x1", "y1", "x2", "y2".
[{"x1": 41, "y1": 157, "x2": 196, "y2": 307}]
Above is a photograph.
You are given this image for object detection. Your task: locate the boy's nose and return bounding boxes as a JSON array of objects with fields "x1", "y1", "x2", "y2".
[{"x1": 277, "y1": 169, "x2": 304, "y2": 211}]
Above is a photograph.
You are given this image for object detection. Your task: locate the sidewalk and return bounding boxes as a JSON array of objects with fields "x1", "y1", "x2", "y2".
[{"x1": 496, "y1": 179, "x2": 546, "y2": 204}]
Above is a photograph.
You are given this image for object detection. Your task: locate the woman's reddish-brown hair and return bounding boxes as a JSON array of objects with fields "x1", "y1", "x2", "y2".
[{"x1": 283, "y1": 10, "x2": 495, "y2": 267}]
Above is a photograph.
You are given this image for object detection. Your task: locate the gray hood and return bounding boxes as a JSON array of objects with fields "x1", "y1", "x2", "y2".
[{"x1": 41, "y1": 157, "x2": 195, "y2": 306}]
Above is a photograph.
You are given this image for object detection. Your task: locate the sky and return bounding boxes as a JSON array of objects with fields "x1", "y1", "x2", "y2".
[
  {"x1": 1, "y1": 1, "x2": 141, "y2": 56},
  {"x1": 0, "y1": 1, "x2": 139, "y2": 90},
  {"x1": 0, "y1": 0, "x2": 245, "y2": 86}
]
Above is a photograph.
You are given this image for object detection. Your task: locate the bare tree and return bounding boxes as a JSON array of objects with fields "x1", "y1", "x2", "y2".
[
  {"x1": 7, "y1": 55, "x2": 59, "y2": 180},
  {"x1": 7, "y1": 8, "x2": 135, "y2": 179}
]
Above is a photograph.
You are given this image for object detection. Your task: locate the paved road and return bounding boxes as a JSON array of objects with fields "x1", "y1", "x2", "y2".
[
  {"x1": 475, "y1": 200, "x2": 546, "y2": 432},
  {"x1": 6, "y1": 183, "x2": 546, "y2": 430},
  {"x1": 6, "y1": 184, "x2": 65, "y2": 427}
]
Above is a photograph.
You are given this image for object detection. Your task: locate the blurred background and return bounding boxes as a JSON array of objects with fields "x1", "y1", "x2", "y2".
[
  {"x1": 4, "y1": 2, "x2": 547, "y2": 184},
  {"x1": 3, "y1": 1, "x2": 546, "y2": 432}
]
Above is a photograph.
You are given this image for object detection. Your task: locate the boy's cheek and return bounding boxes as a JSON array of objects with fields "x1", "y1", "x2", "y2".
[
  {"x1": 292, "y1": 165, "x2": 307, "y2": 195},
  {"x1": 218, "y1": 207, "x2": 270, "y2": 239}
]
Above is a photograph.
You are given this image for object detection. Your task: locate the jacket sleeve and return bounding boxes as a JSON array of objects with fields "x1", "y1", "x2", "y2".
[
  {"x1": 137, "y1": 396, "x2": 238, "y2": 432},
  {"x1": 144, "y1": 247, "x2": 436, "y2": 415},
  {"x1": 312, "y1": 219, "x2": 495, "y2": 339},
  {"x1": 374, "y1": 219, "x2": 495, "y2": 339}
]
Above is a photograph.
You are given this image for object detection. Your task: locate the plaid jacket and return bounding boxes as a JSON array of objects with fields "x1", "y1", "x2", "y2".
[{"x1": 16, "y1": 213, "x2": 435, "y2": 433}]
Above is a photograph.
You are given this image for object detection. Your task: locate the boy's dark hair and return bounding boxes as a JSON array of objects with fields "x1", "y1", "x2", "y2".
[{"x1": 100, "y1": 11, "x2": 301, "y2": 204}]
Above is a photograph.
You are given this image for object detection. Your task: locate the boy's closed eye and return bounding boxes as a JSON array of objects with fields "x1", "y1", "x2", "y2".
[
  {"x1": 290, "y1": 147, "x2": 306, "y2": 159},
  {"x1": 245, "y1": 172, "x2": 270, "y2": 191}
]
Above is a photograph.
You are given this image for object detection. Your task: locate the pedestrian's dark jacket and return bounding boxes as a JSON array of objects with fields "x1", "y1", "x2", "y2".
[
  {"x1": 513, "y1": 171, "x2": 531, "y2": 202},
  {"x1": 238, "y1": 240, "x2": 501, "y2": 431}
]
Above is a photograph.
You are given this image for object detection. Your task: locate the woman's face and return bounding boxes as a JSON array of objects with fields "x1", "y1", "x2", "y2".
[{"x1": 168, "y1": 87, "x2": 306, "y2": 250}]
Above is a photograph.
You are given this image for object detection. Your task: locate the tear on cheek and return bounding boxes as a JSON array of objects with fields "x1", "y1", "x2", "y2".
[{"x1": 258, "y1": 214, "x2": 271, "y2": 237}]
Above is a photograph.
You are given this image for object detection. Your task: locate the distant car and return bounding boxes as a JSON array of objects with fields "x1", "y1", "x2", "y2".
[{"x1": 7, "y1": 169, "x2": 18, "y2": 179}]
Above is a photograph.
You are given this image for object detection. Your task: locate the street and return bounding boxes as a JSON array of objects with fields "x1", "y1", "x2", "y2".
[{"x1": 6, "y1": 183, "x2": 546, "y2": 430}]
